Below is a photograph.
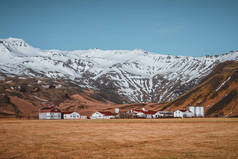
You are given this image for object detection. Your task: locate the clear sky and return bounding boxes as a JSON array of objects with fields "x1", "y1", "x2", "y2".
[{"x1": 0, "y1": 0, "x2": 238, "y2": 56}]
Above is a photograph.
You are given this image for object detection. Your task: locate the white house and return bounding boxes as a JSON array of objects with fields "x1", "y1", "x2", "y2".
[
  {"x1": 174, "y1": 110, "x2": 185, "y2": 118},
  {"x1": 144, "y1": 111, "x2": 157, "y2": 118},
  {"x1": 136, "y1": 111, "x2": 146, "y2": 118},
  {"x1": 39, "y1": 106, "x2": 61, "y2": 120},
  {"x1": 128, "y1": 108, "x2": 156, "y2": 118},
  {"x1": 90, "y1": 111, "x2": 115, "y2": 119},
  {"x1": 63, "y1": 112, "x2": 80, "y2": 119},
  {"x1": 153, "y1": 111, "x2": 174, "y2": 118},
  {"x1": 174, "y1": 110, "x2": 194, "y2": 118},
  {"x1": 153, "y1": 111, "x2": 163, "y2": 118}
]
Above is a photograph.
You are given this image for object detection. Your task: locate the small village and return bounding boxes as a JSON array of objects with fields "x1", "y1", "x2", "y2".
[{"x1": 38, "y1": 106, "x2": 205, "y2": 120}]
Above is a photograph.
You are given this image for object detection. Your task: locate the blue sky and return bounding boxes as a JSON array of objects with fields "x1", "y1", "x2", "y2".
[{"x1": 0, "y1": 0, "x2": 238, "y2": 56}]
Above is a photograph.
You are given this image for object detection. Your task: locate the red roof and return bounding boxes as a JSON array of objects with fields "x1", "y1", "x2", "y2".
[
  {"x1": 177, "y1": 110, "x2": 190, "y2": 112},
  {"x1": 98, "y1": 111, "x2": 114, "y2": 116},
  {"x1": 39, "y1": 106, "x2": 61, "y2": 113},
  {"x1": 62, "y1": 112, "x2": 77, "y2": 114},
  {"x1": 144, "y1": 110, "x2": 157, "y2": 115},
  {"x1": 64, "y1": 112, "x2": 80, "y2": 114},
  {"x1": 133, "y1": 109, "x2": 156, "y2": 115}
]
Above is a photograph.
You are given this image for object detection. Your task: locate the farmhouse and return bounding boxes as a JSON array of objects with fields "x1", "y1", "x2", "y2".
[
  {"x1": 63, "y1": 112, "x2": 80, "y2": 119},
  {"x1": 128, "y1": 108, "x2": 156, "y2": 118},
  {"x1": 153, "y1": 111, "x2": 163, "y2": 118},
  {"x1": 174, "y1": 110, "x2": 194, "y2": 118},
  {"x1": 134, "y1": 110, "x2": 146, "y2": 118},
  {"x1": 144, "y1": 110, "x2": 157, "y2": 118},
  {"x1": 90, "y1": 111, "x2": 115, "y2": 119},
  {"x1": 39, "y1": 106, "x2": 61, "y2": 120},
  {"x1": 153, "y1": 111, "x2": 174, "y2": 118}
]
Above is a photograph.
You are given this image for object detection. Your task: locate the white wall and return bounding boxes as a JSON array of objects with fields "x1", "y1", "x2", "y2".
[
  {"x1": 189, "y1": 106, "x2": 204, "y2": 117},
  {"x1": 146, "y1": 114, "x2": 153, "y2": 118},
  {"x1": 189, "y1": 106, "x2": 195, "y2": 114},
  {"x1": 39, "y1": 112, "x2": 61, "y2": 120},
  {"x1": 90, "y1": 112, "x2": 104, "y2": 119},
  {"x1": 90, "y1": 112, "x2": 115, "y2": 119},
  {"x1": 136, "y1": 112, "x2": 146, "y2": 118},
  {"x1": 80, "y1": 116, "x2": 87, "y2": 119},
  {"x1": 64, "y1": 112, "x2": 80, "y2": 119},
  {"x1": 153, "y1": 112, "x2": 163, "y2": 118},
  {"x1": 174, "y1": 110, "x2": 184, "y2": 118},
  {"x1": 183, "y1": 111, "x2": 194, "y2": 118}
]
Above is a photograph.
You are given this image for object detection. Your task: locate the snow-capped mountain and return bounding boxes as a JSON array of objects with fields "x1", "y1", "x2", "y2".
[{"x1": 0, "y1": 38, "x2": 238, "y2": 103}]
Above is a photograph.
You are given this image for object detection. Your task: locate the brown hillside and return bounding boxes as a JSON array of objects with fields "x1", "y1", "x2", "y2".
[
  {"x1": 160, "y1": 61, "x2": 238, "y2": 117},
  {"x1": 0, "y1": 77, "x2": 115, "y2": 118}
]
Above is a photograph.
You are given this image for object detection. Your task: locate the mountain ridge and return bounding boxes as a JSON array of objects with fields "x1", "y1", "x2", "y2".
[{"x1": 0, "y1": 38, "x2": 238, "y2": 104}]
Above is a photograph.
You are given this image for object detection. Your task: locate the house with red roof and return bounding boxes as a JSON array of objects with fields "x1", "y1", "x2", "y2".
[
  {"x1": 39, "y1": 106, "x2": 61, "y2": 120},
  {"x1": 153, "y1": 111, "x2": 174, "y2": 118},
  {"x1": 90, "y1": 111, "x2": 115, "y2": 119},
  {"x1": 129, "y1": 108, "x2": 156, "y2": 118},
  {"x1": 143, "y1": 110, "x2": 157, "y2": 118}
]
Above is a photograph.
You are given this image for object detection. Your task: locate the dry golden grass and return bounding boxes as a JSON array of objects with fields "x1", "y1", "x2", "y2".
[{"x1": 0, "y1": 118, "x2": 238, "y2": 159}]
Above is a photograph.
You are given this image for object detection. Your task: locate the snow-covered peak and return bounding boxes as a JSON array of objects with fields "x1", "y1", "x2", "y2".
[
  {"x1": 0, "y1": 37, "x2": 238, "y2": 103},
  {"x1": 0, "y1": 37, "x2": 237, "y2": 60},
  {"x1": 0, "y1": 38, "x2": 44, "y2": 57},
  {"x1": 1, "y1": 37, "x2": 30, "y2": 48}
]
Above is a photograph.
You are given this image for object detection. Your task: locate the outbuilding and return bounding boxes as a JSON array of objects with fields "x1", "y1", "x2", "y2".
[
  {"x1": 174, "y1": 110, "x2": 194, "y2": 118},
  {"x1": 153, "y1": 111, "x2": 174, "y2": 118},
  {"x1": 144, "y1": 110, "x2": 157, "y2": 118},
  {"x1": 63, "y1": 112, "x2": 80, "y2": 119},
  {"x1": 90, "y1": 111, "x2": 115, "y2": 119},
  {"x1": 174, "y1": 110, "x2": 185, "y2": 118},
  {"x1": 129, "y1": 108, "x2": 156, "y2": 118},
  {"x1": 80, "y1": 115, "x2": 88, "y2": 119},
  {"x1": 39, "y1": 106, "x2": 61, "y2": 120}
]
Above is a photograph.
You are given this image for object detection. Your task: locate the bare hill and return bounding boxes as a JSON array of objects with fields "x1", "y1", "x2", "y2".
[{"x1": 160, "y1": 61, "x2": 238, "y2": 117}]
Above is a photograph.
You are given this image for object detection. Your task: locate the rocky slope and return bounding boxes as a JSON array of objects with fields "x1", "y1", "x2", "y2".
[
  {"x1": 0, "y1": 76, "x2": 118, "y2": 118},
  {"x1": 1, "y1": 38, "x2": 238, "y2": 104},
  {"x1": 160, "y1": 61, "x2": 238, "y2": 117}
]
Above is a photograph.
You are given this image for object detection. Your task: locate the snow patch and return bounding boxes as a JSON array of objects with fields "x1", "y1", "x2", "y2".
[{"x1": 216, "y1": 77, "x2": 231, "y2": 92}]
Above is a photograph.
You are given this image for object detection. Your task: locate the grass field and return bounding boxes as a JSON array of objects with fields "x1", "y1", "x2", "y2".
[{"x1": 0, "y1": 118, "x2": 238, "y2": 159}]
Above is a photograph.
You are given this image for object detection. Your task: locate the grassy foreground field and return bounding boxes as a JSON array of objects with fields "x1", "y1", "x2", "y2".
[{"x1": 0, "y1": 118, "x2": 238, "y2": 159}]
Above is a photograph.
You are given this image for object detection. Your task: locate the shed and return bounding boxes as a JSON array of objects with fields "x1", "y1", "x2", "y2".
[
  {"x1": 63, "y1": 112, "x2": 80, "y2": 119},
  {"x1": 174, "y1": 110, "x2": 194, "y2": 118},
  {"x1": 90, "y1": 111, "x2": 115, "y2": 119},
  {"x1": 39, "y1": 106, "x2": 61, "y2": 120}
]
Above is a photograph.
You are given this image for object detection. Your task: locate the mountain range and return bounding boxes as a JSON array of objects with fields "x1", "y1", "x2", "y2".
[{"x1": 0, "y1": 38, "x2": 238, "y2": 117}]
